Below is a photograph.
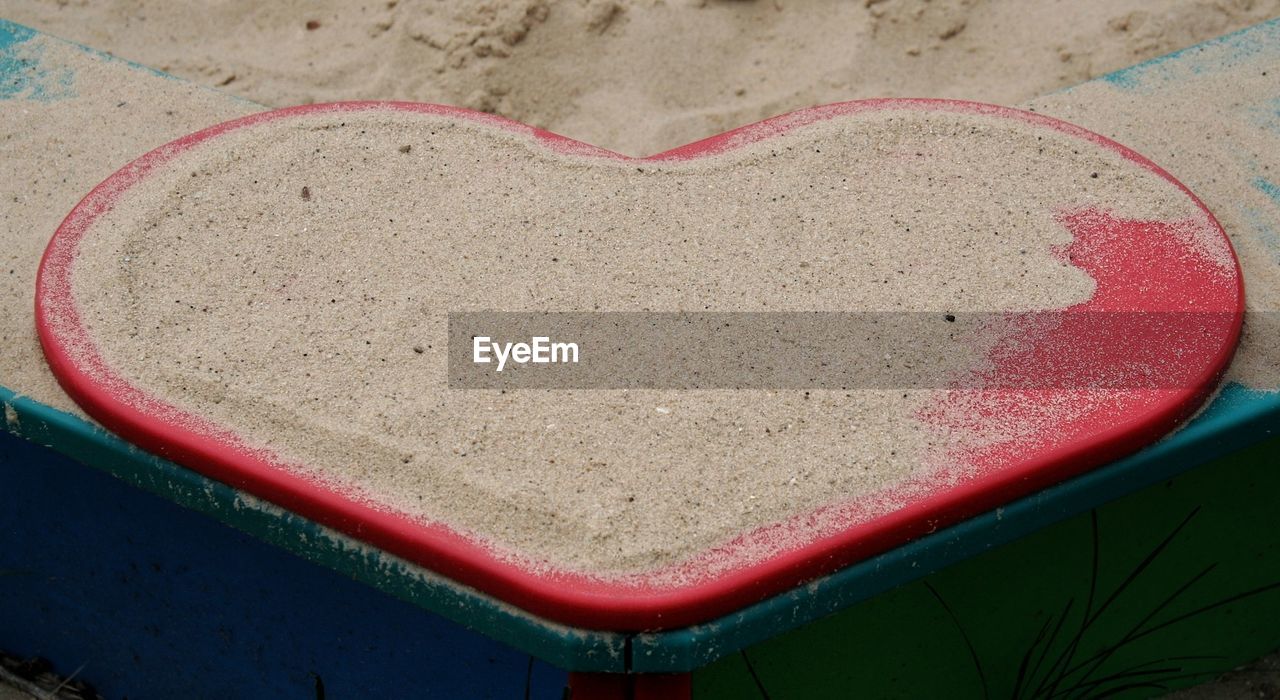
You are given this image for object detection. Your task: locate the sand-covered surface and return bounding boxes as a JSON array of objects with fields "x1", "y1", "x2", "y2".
[
  {"x1": 47, "y1": 103, "x2": 1233, "y2": 574},
  {"x1": 4, "y1": 1, "x2": 1276, "y2": 407},
  {"x1": 1029, "y1": 61, "x2": 1280, "y2": 390},
  {"x1": 4, "y1": 1, "x2": 1277, "y2": 406},
  {"x1": 7, "y1": 0, "x2": 1280, "y2": 157},
  {"x1": 0, "y1": 33, "x2": 257, "y2": 416}
]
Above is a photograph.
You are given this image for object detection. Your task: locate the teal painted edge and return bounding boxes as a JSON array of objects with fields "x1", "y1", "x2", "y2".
[
  {"x1": 5, "y1": 378, "x2": 1276, "y2": 674},
  {"x1": 1098, "y1": 16, "x2": 1280, "y2": 91},
  {"x1": 0, "y1": 20, "x2": 74, "y2": 100},
  {"x1": 0, "y1": 388, "x2": 628, "y2": 672},
  {"x1": 632, "y1": 383, "x2": 1280, "y2": 672},
  {"x1": 0, "y1": 17, "x2": 257, "y2": 100}
]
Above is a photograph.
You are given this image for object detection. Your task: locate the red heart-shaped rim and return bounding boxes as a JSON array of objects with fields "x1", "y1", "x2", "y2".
[{"x1": 36, "y1": 99, "x2": 1244, "y2": 631}]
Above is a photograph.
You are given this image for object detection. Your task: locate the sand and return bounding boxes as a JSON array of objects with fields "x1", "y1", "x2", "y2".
[
  {"x1": 2, "y1": 0, "x2": 1274, "y2": 410},
  {"x1": 0, "y1": 34, "x2": 257, "y2": 416},
  {"x1": 3, "y1": 1, "x2": 1275, "y2": 410},
  {"x1": 49, "y1": 103, "x2": 1228, "y2": 575},
  {"x1": 7, "y1": 0, "x2": 1280, "y2": 158},
  {"x1": 1028, "y1": 62, "x2": 1280, "y2": 390}
]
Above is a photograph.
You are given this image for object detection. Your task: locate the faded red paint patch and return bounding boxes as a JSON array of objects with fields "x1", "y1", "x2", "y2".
[{"x1": 921, "y1": 208, "x2": 1239, "y2": 472}]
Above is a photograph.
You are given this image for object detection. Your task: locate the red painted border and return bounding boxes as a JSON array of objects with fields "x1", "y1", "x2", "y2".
[{"x1": 35, "y1": 99, "x2": 1245, "y2": 631}]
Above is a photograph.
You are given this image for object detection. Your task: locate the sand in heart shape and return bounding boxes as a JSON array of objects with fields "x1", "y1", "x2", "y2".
[{"x1": 36, "y1": 100, "x2": 1241, "y2": 629}]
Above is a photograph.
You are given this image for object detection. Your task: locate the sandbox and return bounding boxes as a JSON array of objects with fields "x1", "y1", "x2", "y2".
[{"x1": 2, "y1": 15, "x2": 1279, "y2": 700}]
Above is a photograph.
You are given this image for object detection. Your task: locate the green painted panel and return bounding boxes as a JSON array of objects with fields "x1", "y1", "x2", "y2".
[{"x1": 696, "y1": 437, "x2": 1280, "y2": 698}]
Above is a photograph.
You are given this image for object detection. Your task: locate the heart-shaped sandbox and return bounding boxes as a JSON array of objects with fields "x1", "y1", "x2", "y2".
[{"x1": 36, "y1": 100, "x2": 1242, "y2": 629}]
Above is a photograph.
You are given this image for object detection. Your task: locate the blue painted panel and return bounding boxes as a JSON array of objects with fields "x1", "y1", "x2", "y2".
[{"x1": 0, "y1": 430, "x2": 569, "y2": 699}]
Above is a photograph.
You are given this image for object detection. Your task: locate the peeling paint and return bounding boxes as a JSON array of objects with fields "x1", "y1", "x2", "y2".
[
  {"x1": 3, "y1": 402, "x2": 19, "y2": 433},
  {"x1": 0, "y1": 21, "x2": 75, "y2": 101},
  {"x1": 1101, "y1": 18, "x2": 1280, "y2": 91}
]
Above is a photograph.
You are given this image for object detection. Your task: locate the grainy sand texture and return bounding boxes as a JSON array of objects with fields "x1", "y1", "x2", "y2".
[
  {"x1": 0, "y1": 33, "x2": 257, "y2": 415},
  {"x1": 5, "y1": 0, "x2": 1277, "y2": 413},
  {"x1": 7, "y1": 0, "x2": 1280, "y2": 157},
  {"x1": 1029, "y1": 57, "x2": 1280, "y2": 390}
]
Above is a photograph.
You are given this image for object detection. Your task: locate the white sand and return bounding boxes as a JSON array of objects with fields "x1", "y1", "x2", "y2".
[
  {"x1": 0, "y1": 36, "x2": 256, "y2": 415},
  {"x1": 7, "y1": 0, "x2": 1280, "y2": 158},
  {"x1": 1029, "y1": 61, "x2": 1280, "y2": 389}
]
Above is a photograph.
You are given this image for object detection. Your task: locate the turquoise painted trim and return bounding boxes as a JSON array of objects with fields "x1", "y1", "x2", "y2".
[
  {"x1": 1100, "y1": 16, "x2": 1280, "y2": 91},
  {"x1": 1256, "y1": 177, "x2": 1280, "y2": 206},
  {"x1": 0, "y1": 387, "x2": 628, "y2": 672},
  {"x1": 0, "y1": 20, "x2": 74, "y2": 100},
  {"x1": 0, "y1": 18, "x2": 257, "y2": 103},
  {"x1": 5, "y1": 378, "x2": 1276, "y2": 673}
]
